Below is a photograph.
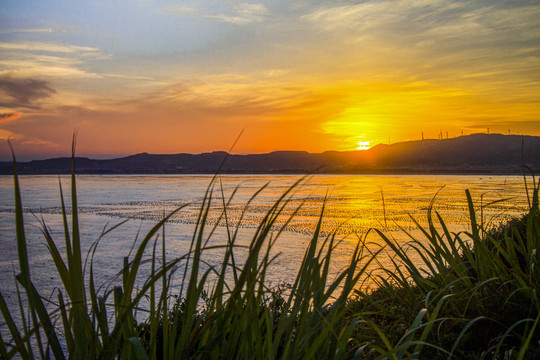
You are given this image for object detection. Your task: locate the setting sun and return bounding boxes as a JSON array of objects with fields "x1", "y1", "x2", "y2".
[{"x1": 356, "y1": 141, "x2": 371, "y2": 150}]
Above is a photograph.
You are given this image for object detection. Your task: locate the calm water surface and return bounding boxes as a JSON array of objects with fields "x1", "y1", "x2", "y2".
[{"x1": 0, "y1": 174, "x2": 531, "y2": 319}]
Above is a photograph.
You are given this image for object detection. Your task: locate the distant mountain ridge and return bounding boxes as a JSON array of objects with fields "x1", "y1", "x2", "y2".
[{"x1": 1, "y1": 133, "x2": 539, "y2": 175}]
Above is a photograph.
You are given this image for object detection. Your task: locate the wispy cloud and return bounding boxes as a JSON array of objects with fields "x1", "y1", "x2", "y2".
[
  {"x1": 0, "y1": 77, "x2": 56, "y2": 109},
  {"x1": 0, "y1": 128, "x2": 59, "y2": 149},
  {"x1": 0, "y1": 112, "x2": 22, "y2": 122},
  {"x1": 303, "y1": 1, "x2": 540, "y2": 45},
  {"x1": 0, "y1": 57, "x2": 102, "y2": 79},
  {"x1": 165, "y1": 2, "x2": 269, "y2": 25},
  {"x1": 303, "y1": 1, "x2": 468, "y2": 33},
  {"x1": 162, "y1": 5, "x2": 198, "y2": 15},
  {"x1": 0, "y1": 41, "x2": 100, "y2": 54},
  {"x1": 301, "y1": 0, "x2": 540, "y2": 94},
  {"x1": 0, "y1": 41, "x2": 109, "y2": 79},
  {"x1": 213, "y1": 3, "x2": 268, "y2": 24},
  {"x1": 0, "y1": 28, "x2": 54, "y2": 34}
]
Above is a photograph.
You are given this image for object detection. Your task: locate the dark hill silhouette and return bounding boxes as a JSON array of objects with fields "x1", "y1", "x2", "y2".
[{"x1": 1, "y1": 133, "x2": 539, "y2": 175}]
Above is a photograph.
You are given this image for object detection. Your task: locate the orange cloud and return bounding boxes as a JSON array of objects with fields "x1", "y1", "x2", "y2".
[{"x1": 0, "y1": 112, "x2": 22, "y2": 122}]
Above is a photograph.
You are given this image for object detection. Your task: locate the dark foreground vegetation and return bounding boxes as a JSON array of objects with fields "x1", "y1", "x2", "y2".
[{"x1": 1, "y1": 153, "x2": 539, "y2": 359}]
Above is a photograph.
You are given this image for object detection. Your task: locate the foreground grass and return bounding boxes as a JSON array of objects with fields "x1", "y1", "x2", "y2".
[
  {"x1": 348, "y1": 187, "x2": 540, "y2": 359},
  {"x1": 0, "y1": 153, "x2": 539, "y2": 359}
]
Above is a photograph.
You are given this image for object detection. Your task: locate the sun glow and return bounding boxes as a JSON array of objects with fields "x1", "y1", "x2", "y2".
[{"x1": 356, "y1": 141, "x2": 371, "y2": 150}]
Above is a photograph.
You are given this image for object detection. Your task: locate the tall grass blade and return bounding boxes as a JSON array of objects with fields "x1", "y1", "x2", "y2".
[
  {"x1": 0, "y1": 290, "x2": 31, "y2": 359},
  {"x1": 518, "y1": 312, "x2": 540, "y2": 360},
  {"x1": 15, "y1": 274, "x2": 65, "y2": 360}
]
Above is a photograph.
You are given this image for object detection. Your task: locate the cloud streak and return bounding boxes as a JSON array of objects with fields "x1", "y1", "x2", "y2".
[
  {"x1": 0, "y1": 112, "x2": 22, "y2": 122},
  {"x1": 166, "y1": 2, "x2": 269, "y2": 25},
  {"x1": 0, "y1": 40, "x2": 109, "y2": 80},
  {"x1": 0, "y1": 41, "x2": 100, "y2": 54},
  {"x1": 0, "y1": 77, "x2": 56, "y2": 109},
  {"x1": 0, "y1": 28, "x2": 54, "y2": 34}
]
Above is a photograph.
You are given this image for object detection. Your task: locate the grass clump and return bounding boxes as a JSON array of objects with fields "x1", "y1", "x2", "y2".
[
  {"x1": 348, "y1": 180, "x2": 540, "y2": 359},
  {"x1": 1, "y1": 148, "x2": 539, "y2": 359}
]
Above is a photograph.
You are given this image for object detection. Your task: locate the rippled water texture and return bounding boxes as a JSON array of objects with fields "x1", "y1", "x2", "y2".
[{"x1": 0, "y1": 174, "x2": 531, "y2": 311}]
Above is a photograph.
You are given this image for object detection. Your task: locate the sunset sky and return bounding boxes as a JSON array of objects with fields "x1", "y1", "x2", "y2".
[{"x1": 1, "y1": 0, "x2": 539, "y2": 160}]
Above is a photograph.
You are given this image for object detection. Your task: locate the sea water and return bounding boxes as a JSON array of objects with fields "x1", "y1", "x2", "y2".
[{"x1": 0, "y1": 174, "x2": 531, "y2": 330}]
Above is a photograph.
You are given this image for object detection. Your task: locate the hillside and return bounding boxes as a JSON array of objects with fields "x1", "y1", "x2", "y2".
[{"x1": 1, "y1": 133, "x2": 539, "y2": 174}]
